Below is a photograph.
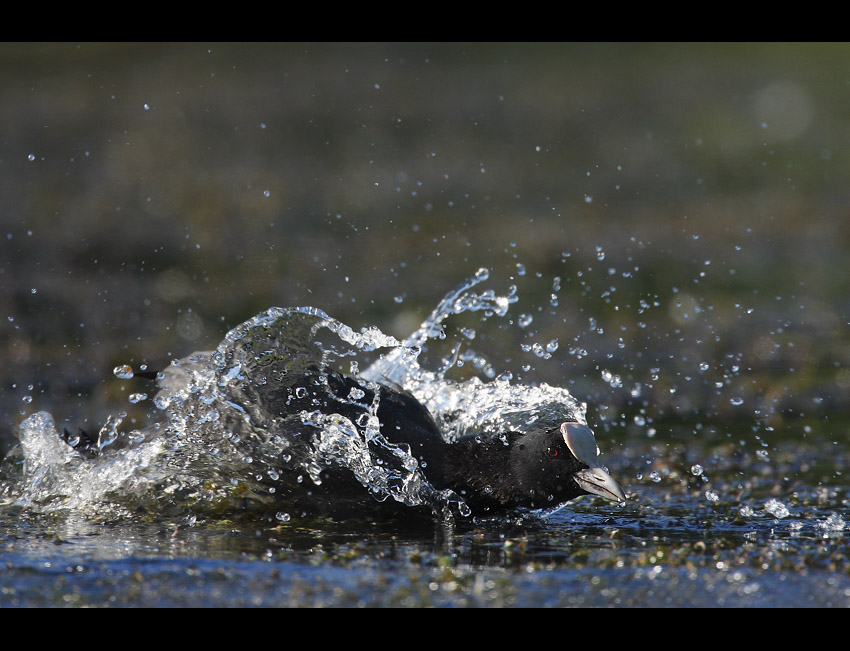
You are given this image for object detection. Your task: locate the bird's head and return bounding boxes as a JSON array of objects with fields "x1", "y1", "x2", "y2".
[{"x1": 510, "y1": 421, "x2": 626, "y2": 507}]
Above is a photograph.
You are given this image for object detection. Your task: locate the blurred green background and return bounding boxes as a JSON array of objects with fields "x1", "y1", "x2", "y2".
[{"x1": 2, "y1": 42, "x2": 849, "y2": 450}]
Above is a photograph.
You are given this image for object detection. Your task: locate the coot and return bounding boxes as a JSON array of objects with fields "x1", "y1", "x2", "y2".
[{"x1": 63, "y1": 362, "x2": 625, "y2": 515}]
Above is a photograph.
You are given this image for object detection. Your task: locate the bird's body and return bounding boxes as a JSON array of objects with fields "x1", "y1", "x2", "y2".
[{"x1": 63, "y1": 360, "x2": 625, "y2": 516}]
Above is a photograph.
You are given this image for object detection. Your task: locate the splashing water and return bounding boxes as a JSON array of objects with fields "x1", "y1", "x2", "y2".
[
  {"x1": 2, "y1": 269, "x2": 587, "y2": 520},
  {"x1": 363, "y1": 268, "x2": 585, "y2": 441}
]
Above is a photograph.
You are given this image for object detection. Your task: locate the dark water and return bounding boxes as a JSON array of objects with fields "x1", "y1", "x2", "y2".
[{"x1": 2, "y1": 43, "x2": 850, "y2": 607}]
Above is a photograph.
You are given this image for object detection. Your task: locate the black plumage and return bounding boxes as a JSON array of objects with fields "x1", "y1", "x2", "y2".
[
  {"x1": 243, "y1": 365, "x2": 625, "y2": 513},
  {"x1": 62, "y1": 362, "x2": 625, "y2": 515}
]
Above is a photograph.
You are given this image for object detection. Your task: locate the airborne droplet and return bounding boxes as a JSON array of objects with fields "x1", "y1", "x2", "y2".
[{"x1": 113, "y1": 365, "x2": 134, "y2": 379}]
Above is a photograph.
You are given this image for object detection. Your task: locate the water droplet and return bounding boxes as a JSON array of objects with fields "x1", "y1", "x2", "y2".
[
  {"x1": 128, "y1": 392, "x2": 148, "y2": 404},
  {"x1": 601, "y1": 369, "x2": 622, "y2": 388},
  {"x1": 818, "y1": 513, "x2": 845, "y2": 532},
  {"x1": 113, "y1": 365, "x2": 134, "y2": 379},
  {"x1": 691, "y1": 464, "x2": 704, "y2": 476},
  {"x1": 764, "y1": 498, "x2": 790, "y2": 519},
  {"x1": 27, "y1": 153, "x2": 35, "y2": 161}
]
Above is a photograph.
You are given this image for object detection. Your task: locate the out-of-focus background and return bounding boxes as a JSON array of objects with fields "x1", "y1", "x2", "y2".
[{"x1": 2, "y1": 42, "x2": 849, "y2": 450}]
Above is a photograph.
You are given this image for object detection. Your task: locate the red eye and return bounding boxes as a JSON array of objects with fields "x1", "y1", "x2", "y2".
[{"x1": 547, "y1": 446, "x2": 559, "y2": 458}]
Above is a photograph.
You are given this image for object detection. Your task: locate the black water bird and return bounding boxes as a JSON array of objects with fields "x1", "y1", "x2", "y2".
[
  {"x1": 62, "y1": 363, "x2": 625, "y2": 515},
  {"x1": 240, "y1": 366, "x2": 626, "y2": 514}
]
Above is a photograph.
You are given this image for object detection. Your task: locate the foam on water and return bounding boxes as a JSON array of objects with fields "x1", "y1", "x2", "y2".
[{"x1": 2, "y1": 269, "x2": 587, "y2": 520}]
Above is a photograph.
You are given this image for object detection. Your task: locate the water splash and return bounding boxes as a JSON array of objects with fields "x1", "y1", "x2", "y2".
[
  {"x1": 3, "y1": 268, "x2": 587, "y2": 520},
  {"x1": 363, "y1": 268, "x2": 584, "y2": 441}
]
